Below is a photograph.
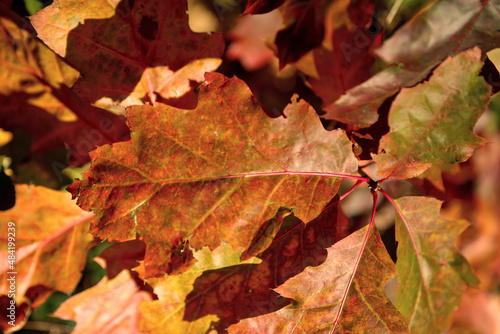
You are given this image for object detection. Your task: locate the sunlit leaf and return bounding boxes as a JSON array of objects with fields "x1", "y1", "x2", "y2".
[
  {"x1": 68, "y1": 73, "x2": 359, "y2": 278},
  {"x1": 229, "y1": 225, "x2": 409, "y2": 333}
]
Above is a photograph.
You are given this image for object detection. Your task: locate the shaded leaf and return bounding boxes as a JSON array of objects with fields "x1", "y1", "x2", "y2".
[
  {"x1": 244, "y1": 0, "x2": 286, "y2": 14},
  {"x1": 275, "y1": 0, "x2": 333, "y2": 66},
  {"x1": 0, "y1": 10, "x2": 130, "y2": 166},
  {"x1": 0, "y1": 185, "x2": 93, "y2": 305},
  {"x1": 322, "y1": 64, "x2": 434, "y2": 128},
  {"x1": 240, "y1": 208, "x2": 292, "y2": 261},
  {"x1": 55, "y1": 270, "x2": 152, "y2": 334},
  {"x1": 414, "y1": 163, "x2": 460, "y2": 191},
  {"x1": 99, "y1": 239, "x2": 146, "y2": 279},
  {"x1": 139, "y1": 242, "x2": 260, "y2": 334},
  {"x1": 393, "y1": 196, "x2": 478, "y2": 334},
  {"x1": 229, "y1": 225, "x2": 409, "y2": 333},
  {"x1": 377, "y1": 0, "x2": 500, "y2": 71},
  {"x1": 183, "y1": 200, "x2": 351, "y2": 331},
  {"x1": 0, "y1": 10, "x2": 79, "y2": 121},
  {"x1": 373, "y1": 48, "x2": 489, "y2": 179},
  {"x1": 29, "y1": 0, "x2": 225, "y2": 104},
  {"x1": 68, "y1": 72, "x2": 359, "y2": 278},
  {"x1": 298, "y1": 0, "x2": 382, "y2": 108}
]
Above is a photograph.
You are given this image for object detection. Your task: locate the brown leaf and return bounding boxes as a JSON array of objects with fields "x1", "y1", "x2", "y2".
[
  {"x1": 299, "y1": 0, "x2": 382, "y2": 108},
  {"x1": 183, "y1": 199, "x2": 351, "y2": 331},
  {"x1": 68, "y1": 72, "x2": 360, "y2": 278},
  {"x1": 229, "y1": 225, "x2": 409, "y2": 333}
]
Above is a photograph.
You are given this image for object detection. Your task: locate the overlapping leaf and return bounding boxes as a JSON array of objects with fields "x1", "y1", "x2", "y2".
[
  {"x1": 373, "y1": 48, "x2": 489, "y2": 179},
  {"x1": 0, "y1": 9, "x2": 130, "y2": 165},
  {"x1": 29, "y1": 0, "x2": 225, "y2": 104},
  {"x1": 393, "y1": 196, "x2": 478, "y2": 334},
  {"x1": 68, "y1": 72, "x2": 359, "y2": 278},
  {"x1": 299, "y1": 0, "x2": 382, "y2": 108},
  {"x1": 0, "y1": 184, "x2": 93, "y2": 333},
  {"x1": 129, "y1": 58, "x2": 222, "y2": 106},
  {"x1": 323, "y1": 0, "x2": 499, "y2": 129},
  {"x1": 322, "y1": 64, "x2": 434, "y2": 128},
  {"x1": 180, "y1": 200, "x2": 351, "y2": 331},
  {"x1": 228, "y1": 225, "x2": 409, "y2": 333},
  {"x1": 274, "y1": 0, "x2": 335, "y2": 66},
  {"x1": 55, "y1": 270, "x2": 152, "y2": 334},
  {"x1": 139, "y1": 242, "x2": 260, "y2": 334},
  {"x1": 377, "y1": 0, "x2": 500, "y2": 71},
  {"x1": 99, "y1": 240, "x2": 146, "y2": 279},
  {"x1": 244, "y1": 0, "x2": 285, "y2": 14}
]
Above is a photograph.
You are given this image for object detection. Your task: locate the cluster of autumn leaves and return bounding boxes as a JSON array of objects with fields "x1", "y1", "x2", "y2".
[{"x1": 1, "y1": 0, "x2": 500, "y2": 333}]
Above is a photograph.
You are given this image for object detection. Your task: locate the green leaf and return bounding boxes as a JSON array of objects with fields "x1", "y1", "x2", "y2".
[
  {"x1": 373, "y1": 48, "x2": 489, "y2": 179},
  {"x1": 228, "y1": 225, "x2": 409, "y2": 333},
  {"x1": 393, "y1": 196, "x2": 478, "y2": 334},
  {"x1": 68, "y1": 73, "x2": 359, "y2": 278}
]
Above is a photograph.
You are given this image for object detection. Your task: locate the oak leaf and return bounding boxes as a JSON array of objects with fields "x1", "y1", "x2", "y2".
[
  {"x1": 392, "y1": 196, "x2": 478, "y2": 334},
  {"x1": 68, "y1": 72, "x2": 359, "y2": 278},
  {"x1": 182, "y1": 200, "x2": 351, "y2": 331},
  {"x1": 228, "y1": 225, "x2": 409, "y2": 333},
  {"x1": 373, "y1": 48, "x2": 489, "y2": 179}
]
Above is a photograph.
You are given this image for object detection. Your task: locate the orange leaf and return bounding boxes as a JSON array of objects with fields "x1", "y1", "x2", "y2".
[{"x1": 68, "y1": 72, "x2": 360, "y2": 278}]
